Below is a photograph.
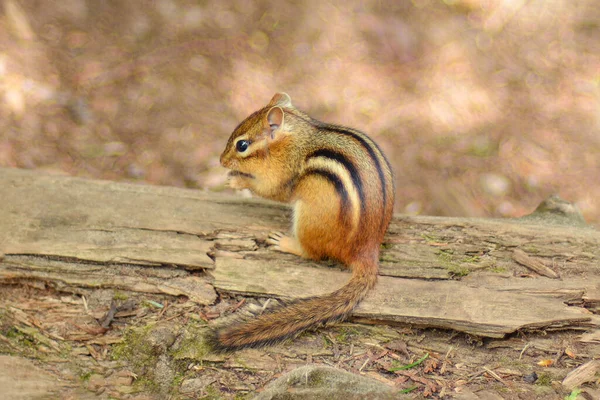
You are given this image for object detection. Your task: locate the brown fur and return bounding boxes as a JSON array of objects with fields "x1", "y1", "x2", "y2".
[{"x1": 212, "y1": 93, "x2": 394, "y2": 351}]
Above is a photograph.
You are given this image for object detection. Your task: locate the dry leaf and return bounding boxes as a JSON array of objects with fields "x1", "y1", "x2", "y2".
[
  {"x1": 565, "y1": 348, "x2": 576, "y2": 359},
  {"x1": 537, "y1": 359, "x2": 554, "y2": 367}
]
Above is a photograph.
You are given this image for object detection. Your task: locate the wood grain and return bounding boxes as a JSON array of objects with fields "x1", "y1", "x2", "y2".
[{"x1": 1, "y1": 167, "x2": 599, "y2": 337}]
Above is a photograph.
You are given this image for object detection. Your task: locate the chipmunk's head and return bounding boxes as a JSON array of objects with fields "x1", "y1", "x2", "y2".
[{"x1": 220, "y1": 93, "x2": 295, "y2": 195}]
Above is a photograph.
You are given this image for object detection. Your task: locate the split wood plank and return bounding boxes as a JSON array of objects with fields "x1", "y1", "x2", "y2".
[
  {"x1": 463, "y1": 275, "x2": 597, "y2": 300},
  {"x1": 562, "y1": 360, "x2": 600, "y2": 389},
  {"x1": 0, "y1": 255, "x2": 216, "y2": 305},
  {"x1": 0, "y1": 167, "x2": 271, "y2": 270},
  {"x1": 212, "y1": 258, "x2": 592, "y2": 338}
]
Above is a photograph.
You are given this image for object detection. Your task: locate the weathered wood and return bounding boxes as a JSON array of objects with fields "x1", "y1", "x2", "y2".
[
  {"x1": 512, "y1": 248, "x2": 560, "y2": 279},
  {"x1": 0, "y1": 355, "x2": 62, "y2": 399},
  {"x1": 1, "y1": 167, "x2": 599, "y2": 338},
  {"x1": 213, "y1": 258, "x2": 592, "y2": 338},
  {"x1": 0, "y1": 255, "x2": 216, "y2": 305},
  {"x1": 562, "y1": 360, "x2": 600, "y2": 389}
]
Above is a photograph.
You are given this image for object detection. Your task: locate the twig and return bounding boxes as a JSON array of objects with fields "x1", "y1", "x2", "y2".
[
  {"x1": 483, "y1": 367, "x2": 509, "y2": 387},
  {"x1": 359, "y1": 357, "x2": 370, "y2": 372},
  {"x1": 513, "y1": 249, "x2": 559, "y2": 279},
  {"x1": 82, "y1": 295, "x2": 88, "y2": 313},
  {"x1": 157, "y1": 300, "x2": 169, "y2": 319},
  {"x1": 519, "y1": 342, "x2": 531, "y2": 360}
]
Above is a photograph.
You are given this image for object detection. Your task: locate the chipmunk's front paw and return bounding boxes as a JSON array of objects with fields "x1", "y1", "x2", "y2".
[
  {"x1": 267, "y1": 232, "x2": 304, "y2": 257},
  {"x1": 266, "y1": 231, "x2": 284, "y2": 246}
]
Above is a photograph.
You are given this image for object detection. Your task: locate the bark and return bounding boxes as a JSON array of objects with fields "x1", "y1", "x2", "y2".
[{"x1": 1, "y1": 167, "x2": 598, "y2": 339}]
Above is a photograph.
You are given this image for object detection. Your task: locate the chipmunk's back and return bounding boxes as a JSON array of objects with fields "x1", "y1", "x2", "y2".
[{"x1": 283, "y1": 107, "x2": 395, "y2": 245}]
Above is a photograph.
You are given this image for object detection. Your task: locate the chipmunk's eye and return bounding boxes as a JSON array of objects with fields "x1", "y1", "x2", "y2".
[{"x1": 236, "y1": 140, "x2": 250, "y2": 153}]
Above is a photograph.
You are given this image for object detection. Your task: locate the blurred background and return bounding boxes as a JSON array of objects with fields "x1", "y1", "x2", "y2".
[{"x1": 0, "y1": 0, "x2": 598, "y2": 225}]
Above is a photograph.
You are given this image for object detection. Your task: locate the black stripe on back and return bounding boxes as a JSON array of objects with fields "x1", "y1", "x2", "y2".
[
  {"x1": 316, "y1": 124, "x2": 391, "y2": 230},
  {"x1": 287, "y1": 111, "x2": 393, "y2": 229},
  {"x1": 307, "y1": 149, "x2": 365, "y2": 212},
  {"x1": 301, "y1": 168, "x2": 351, "y2": 220},
  {"x1": 321, "y1": 126, "x2": 387, "y2": 205}
]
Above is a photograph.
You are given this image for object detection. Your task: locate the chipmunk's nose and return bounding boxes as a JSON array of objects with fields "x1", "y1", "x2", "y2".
[{"x1": 219, "y1": 151, "x2": 228, "y2": 168}]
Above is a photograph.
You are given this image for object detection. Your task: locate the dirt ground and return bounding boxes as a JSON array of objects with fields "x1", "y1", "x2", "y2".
[
  {"x1": 1, "y1": 282, "x2": 598, "y2": 400},
  {"x1": 0, "y1": 0, "x2": 599, "y2": 399}
]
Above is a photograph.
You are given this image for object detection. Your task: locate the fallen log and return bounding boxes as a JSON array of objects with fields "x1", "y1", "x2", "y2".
[{"x1": 1, "y1": 167, "x2": 598, "y2": 339}]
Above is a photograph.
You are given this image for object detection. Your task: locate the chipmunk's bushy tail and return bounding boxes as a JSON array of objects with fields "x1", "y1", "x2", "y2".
[{"x1": 207, "y1": 260, "x2": 377, "y2": 352}]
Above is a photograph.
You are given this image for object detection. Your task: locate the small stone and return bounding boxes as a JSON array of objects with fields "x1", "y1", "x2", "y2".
[
  {"x1": 523, "y1": 372, "x2": 538, "y2": 383},
  {"x1": 254, "y1": 365, "x2": 397, "y2": 400}
]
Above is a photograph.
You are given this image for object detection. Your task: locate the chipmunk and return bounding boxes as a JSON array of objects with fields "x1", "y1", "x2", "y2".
[{"x1": 210, "y1": 93, "x2": 394, "y2": 351}]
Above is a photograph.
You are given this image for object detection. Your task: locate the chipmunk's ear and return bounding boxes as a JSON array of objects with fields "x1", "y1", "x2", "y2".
[
  {"x1": 265, "y1": 106, "x2": 285, "y2": 139},
  {"x1": 268, "y1": 92, "x2": 293, "y2": 108}
]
